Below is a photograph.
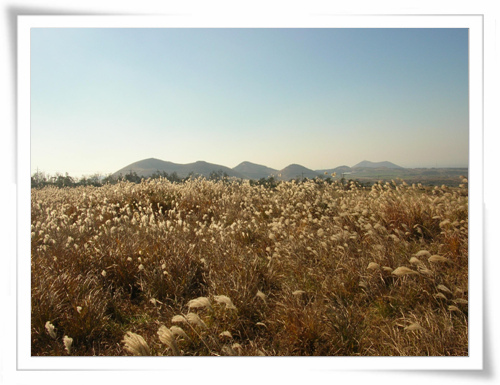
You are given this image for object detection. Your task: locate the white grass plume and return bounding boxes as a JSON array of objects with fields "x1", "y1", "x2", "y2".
[
  {"x1": 428, "y1": 255, "x2": 449, "y2": 263},
  {"x1": 187, "y1": 296, "x2": 212, "y2": 310},
  {"x1": 256, "y1": 290, "x2": 267, "y2": 301},
  {"x1": 367, "y1": 262, "x2": 380, "y2": 270},
  {"x1": 45, "y1": 321, "x2": 57, "y2": 339},
  {"x1": 63, "y1": 335, "x2": 73, "y2": 354},
  {"x1": 170, "y1": 325, "x2": 189, "y2": 340},
  {"x1": 454, "y1": 298, "x2": 468, "y2": 305},
  {"x1": 122, "y1": 331, "x2": 151, "y2": 356},
  {"x1": 219, "y1": 331, "x2": 233, "y2": 339},
  {"x1": 186, "y1": 312, "x2": 207, "y2": 328},
  {"x1": 214, "y1": 295, "x2": 236, "y2": 310},
  {"x1": 158, "y1": 325, "x2": 180, "y2": 355},
  {"x1": 391, "y1": 266, "x2": 419, "y2": 276},
  {"x1": 409, "y1": 257, "x2": 424, "y2": 266},
  {"x1": 172, "y1": 314, "x2": 187, "y2": 324},
  {"x1": 405, "y1": 323, "x2": 425, "y2": 332},
  {"x1": 437, "y1": 284, "x2": 452, "y2": 294}
]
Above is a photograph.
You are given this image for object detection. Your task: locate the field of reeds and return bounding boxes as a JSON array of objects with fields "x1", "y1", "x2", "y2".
[{"x1": 31, "y1": 177, "x2": 468, "y2": 356}]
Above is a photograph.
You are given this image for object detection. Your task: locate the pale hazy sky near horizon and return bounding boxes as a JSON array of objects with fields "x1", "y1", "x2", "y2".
[{"x1": 31, "y1": 28, "x2": 468, "y2": 177}]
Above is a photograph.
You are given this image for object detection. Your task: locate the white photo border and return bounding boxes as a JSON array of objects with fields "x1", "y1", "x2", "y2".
[{"x1": 18, "y1": 14, "x2": 483, "y2": 371}]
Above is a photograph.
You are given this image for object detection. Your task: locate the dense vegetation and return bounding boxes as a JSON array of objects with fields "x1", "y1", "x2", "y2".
[
  {"x1": 31, "y1": 167, "x2": 462, "y2": 189},
  {"x1": 31, "y1": 169, "x2": 288, "y2": 188},
  {"x1": 31, "y1": 176, "x2": 468, "y2": 356}
]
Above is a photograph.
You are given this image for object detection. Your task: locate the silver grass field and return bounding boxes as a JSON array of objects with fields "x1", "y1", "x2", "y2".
[{"x1": 31, "y1": 177, "x2": 468, "y2": 356}]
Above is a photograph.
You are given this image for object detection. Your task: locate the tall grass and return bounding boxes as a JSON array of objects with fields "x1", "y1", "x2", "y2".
[{"x1": 31, "y1": 177, "x2": 468, "y2": 356}]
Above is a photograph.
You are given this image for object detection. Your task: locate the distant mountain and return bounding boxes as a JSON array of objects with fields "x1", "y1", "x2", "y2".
[
  {"x1": 112, "y1": 158, "x2": 412, "y2": 181},
  {"x1": 113, "y1": 158, "x2": 246, "y2": 179},
  {"x1": 277, "y1": 164, "x2": 320, "y2": 180},
  {"x1": 315, "y1": 165, "x2": 352, "y2": 175},
  {"x1": 352, "y1": 160, "x2": 404, "y2": 169},
  {"x1": 233, "y1": 161, "x2": 278, "y2": 180},
  {"x1": 113, "y1": 158, "x2": 182, "y2": 177},
  {"x1": 185, "y1": 161, "x2": 247, "y2": 179}
]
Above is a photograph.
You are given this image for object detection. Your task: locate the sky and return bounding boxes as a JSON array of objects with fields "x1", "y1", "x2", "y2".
[{"x1": 30, "y1": 28, "x2": 469, "y2": 177}]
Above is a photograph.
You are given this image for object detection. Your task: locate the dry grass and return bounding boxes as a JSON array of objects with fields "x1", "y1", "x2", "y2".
[{"x1": 31, "y1": 177, "x2": 468, "y2": 356}]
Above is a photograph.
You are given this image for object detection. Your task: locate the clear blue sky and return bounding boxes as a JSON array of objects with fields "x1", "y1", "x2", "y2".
[{"x1": 31, "y1": 28, "x2": 468, "y2": 176}]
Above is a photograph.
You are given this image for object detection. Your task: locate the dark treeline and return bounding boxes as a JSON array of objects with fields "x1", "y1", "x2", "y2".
[
  {"x1": 31, "y1": 169, "x2": 204, "y2": 188},
  {"x1": 31, "y1": 169, "x2": 242, "y2": 188},
  {"x1": 31, "y1": 169, "x2": 371, "y2": 189}
]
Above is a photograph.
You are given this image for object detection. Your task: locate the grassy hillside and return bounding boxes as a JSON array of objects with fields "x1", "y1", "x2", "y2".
[
  {"x1": 277, "y1": 164, "x2": 320, "y2": 180},
  {"x1": 113, "y1": 158, "x2": 246, "y2": 179},
  {"x1": 31, "y1": 177, "x2": 468, "y2": 356},
  {"x1": 233, "y1": 161, "x2": 278, "y2": 180}
]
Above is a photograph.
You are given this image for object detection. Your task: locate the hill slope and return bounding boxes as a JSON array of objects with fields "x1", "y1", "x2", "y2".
[
  {"x1": 112, "y1": 158, "x2": 436, "y2": 182},
  {"x1": 113, "y1": 158, "x2": 246, "y2": 179},
  {"x1": 277, "y1": 164, "x2": 320, "y2": 180},
  {"x1": 112, "y1": 158, "x2": 181, "y2": 177},
  {"x1": 352, "y1": 160, "x2": 404, "y2": 169},
  {"x1": 233, "y1": 161, "x2": 278, "y2": 180}
]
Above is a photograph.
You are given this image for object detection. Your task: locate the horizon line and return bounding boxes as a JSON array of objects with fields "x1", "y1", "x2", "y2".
[{"x1": 32, "y1": 157, "x2": 469, "y2": 178}]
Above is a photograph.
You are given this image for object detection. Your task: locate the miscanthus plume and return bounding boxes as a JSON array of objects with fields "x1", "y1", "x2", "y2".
[
  {"x1": 45, "y1": 321, "x2": 56, "y2": 339},
  {"x1": 157, "y1": 325, "x2": 180, "y2": 355},
  {"x1": 122, "y1": 331, "x2": 150, "y2": 356}
]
